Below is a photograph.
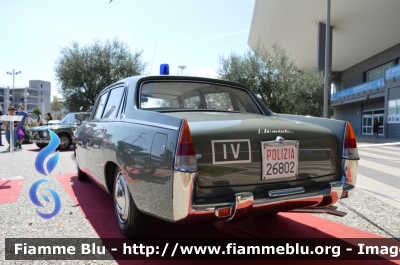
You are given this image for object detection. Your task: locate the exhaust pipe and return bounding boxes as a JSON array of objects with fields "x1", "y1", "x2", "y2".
[{"x1": 286, "y1": 206, "x2": 347, "y2": 217}]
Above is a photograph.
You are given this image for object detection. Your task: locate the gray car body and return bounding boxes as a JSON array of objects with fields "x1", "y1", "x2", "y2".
[{"x1": 72, "y1": 75, "x2": 358, "y2": 224}]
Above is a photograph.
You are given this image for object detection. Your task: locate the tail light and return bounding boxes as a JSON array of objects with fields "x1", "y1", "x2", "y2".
[
  {"x1": 175, "y1": 119, "x2": 197, "y2": 172},
  {"x1": 343, "y1": 122, "x2": 359, "y2": 159}
]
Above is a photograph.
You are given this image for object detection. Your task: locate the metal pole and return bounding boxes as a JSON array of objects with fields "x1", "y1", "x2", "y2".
[
  {"x1": 10, "y1": 120, "x2": 15, "y2": 154},
  {"x1": 178, "y1": 65, "x2": 186, "y2": 76},
  {"x1": 12, "y1": 69, "x2": 15, "y2": 108},
  {"x1": 323, "y1": 0, "x2": 331, "y2": 118}
]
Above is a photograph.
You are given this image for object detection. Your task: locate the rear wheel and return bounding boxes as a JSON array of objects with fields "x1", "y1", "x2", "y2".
[
  {"x1": 58, "y1": 133, "x2": 71, "y2": 151},
  {"x1": 114, "y1": 168, "x2": 149, "y2": 238}
]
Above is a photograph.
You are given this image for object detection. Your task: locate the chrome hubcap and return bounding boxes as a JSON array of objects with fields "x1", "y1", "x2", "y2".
[
  {"x1": 114, "y1": 172, "x2": 129, "y2": 224},
  {"x1": 59, "y1": 136, "x2": 69, "y2": 148}
]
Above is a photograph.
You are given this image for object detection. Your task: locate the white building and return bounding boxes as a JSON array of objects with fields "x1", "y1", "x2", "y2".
[
  {"x1": 248, "y1": 0, "x2": 400, "y2": 138},
  {"x1": 0, "y1": 80, "x2": 51, "y2": 114}
]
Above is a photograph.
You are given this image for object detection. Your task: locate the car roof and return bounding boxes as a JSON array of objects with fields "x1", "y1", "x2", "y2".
[{"x1": 99, "y1": 75, "x2": 249, "y2": 95}]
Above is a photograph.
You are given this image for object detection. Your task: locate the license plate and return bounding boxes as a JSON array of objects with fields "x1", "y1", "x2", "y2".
[{"x1": 261, "y1": 140, "x2": 299, "y2": 180}]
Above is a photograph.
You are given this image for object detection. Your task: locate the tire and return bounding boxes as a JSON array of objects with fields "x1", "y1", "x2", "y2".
[
  {"x1": 57, "y1": 133, "x2": 71, "y2": 151},
  {"x1": 36, "y1": 143, "x2": 48, "y2": 149},
  {"x1": 114, "y1": 168, "x2": 149, "y2": 238}
]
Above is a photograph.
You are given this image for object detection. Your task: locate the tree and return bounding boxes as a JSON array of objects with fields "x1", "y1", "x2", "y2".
[
  {"x1": 54, "y1": 38, "x2": 147, "y2": 111},
  {"x1": 32, "y1": 108, "x2": 41, "y2": 118},
  {"x1": 217, "y1": 43, "x2": 324, "y2": 117},
  {"x1": 51, "y1": 96, "x2": 63, "y2": 112}
]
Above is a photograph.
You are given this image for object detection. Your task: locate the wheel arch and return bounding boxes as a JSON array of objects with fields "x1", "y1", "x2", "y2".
[
  {"x1": 104, "y1": 161, "x2": 117, "y2": 194},
  {"x1": 57, "y1": 131, "x2": 71, "y2": 139}
]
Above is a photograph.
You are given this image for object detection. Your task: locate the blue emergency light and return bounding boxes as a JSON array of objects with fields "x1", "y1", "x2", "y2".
[{"x1": 160, "y1": 64, "x2": 169, "y2": 75}]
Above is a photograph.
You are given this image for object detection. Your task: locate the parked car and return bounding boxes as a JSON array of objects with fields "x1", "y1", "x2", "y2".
[
  {"x1": 72, "y1": 75, "x2": 359, "y2": 238},
  {"x1": 47, "y1": 120, "x2": 60, "y2": 125},
  {"x1": 30, "y1": 112, "x2": 90, "y2": 150}
]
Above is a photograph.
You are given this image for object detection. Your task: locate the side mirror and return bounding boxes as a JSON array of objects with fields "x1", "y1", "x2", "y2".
[{"x1": 75, "y1": 113, "x2": 86, "y2": 121}]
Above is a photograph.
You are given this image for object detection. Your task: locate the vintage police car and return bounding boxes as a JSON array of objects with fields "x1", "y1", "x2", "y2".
[
  {"x1": 30, "y1": 112, "x2": 90, "y2": 150},
  {"x1": 72, "y1": 71, "x2": 359, "y2": 238}
]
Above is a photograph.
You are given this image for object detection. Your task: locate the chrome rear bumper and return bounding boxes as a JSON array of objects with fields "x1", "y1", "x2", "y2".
[{"x1": 172, "y1": 158, "x2": 358, "y2": 223}]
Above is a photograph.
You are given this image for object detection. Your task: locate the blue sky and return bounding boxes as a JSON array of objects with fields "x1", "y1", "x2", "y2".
[{"x1": 1, "y1": 0, "x2": 255, "y2": 98}]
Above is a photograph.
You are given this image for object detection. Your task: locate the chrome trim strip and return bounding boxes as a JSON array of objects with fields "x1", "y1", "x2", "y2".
[
  {"x1": 123, "y1": 119, "x2": 179, "y2": 131},
  {"x1": 173, "y1": 170, "x2": 197, "y2": 221},
  {"x1": 269, "y1": 187, "x2": 305, "y2": 197},
  {"x1": 228, "y1": 192, "x2": 254, "y2": 221},
  {"x1": 340, "y1": 159, "x2": 358, "y2": 198},
  {"x1": 174, "y1": 166, "x2": 197, "y2": 173}
]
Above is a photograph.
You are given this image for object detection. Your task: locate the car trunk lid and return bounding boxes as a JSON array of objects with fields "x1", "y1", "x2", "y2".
[{"x1": 167, "y1": 112, "x2": 338, "y2": 187}]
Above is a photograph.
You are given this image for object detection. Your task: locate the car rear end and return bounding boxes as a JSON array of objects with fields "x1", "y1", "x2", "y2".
[
  {"x1": 170, "y1": 116, "x2": 358, "y2": 223},
  {"x1": 136, "y1": 77, "x2": 359, "y2": 223}
]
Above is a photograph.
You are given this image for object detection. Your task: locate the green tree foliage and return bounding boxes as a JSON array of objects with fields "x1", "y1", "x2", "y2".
[
  {"x1": 54, "y1": 38, "x2": 147, "y2": 111},
  {"x1": 32, "y1": 108, "x2": 41, "y2": 118},
  {"x1": 51, "y1": 96, "x2": 63, "y2": 111},
  {"x1": 217, "y1": 43, "x2": 324, "y2": 117}
]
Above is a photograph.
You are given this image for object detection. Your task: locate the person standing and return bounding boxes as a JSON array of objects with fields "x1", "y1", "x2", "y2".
[
  {"x1": 0, "y1": 109, "x2": 4, "y2": 146},
  {"x1": 45, "y1": 112, "x2": 53, "y2": 123},
  {"x1": 27, "y1": 113, "x2": 33, "y2": 126},
  {"x1": 373, "y1": 119, "x2": 379, "y2": 138},
  {"x1": 3, "y1": 106, "x2": 19, "y2": 151},
  {"x1": 15, "y1": 104, "x2": 28, "y2": 149},
  {"x1": 37, "y1": 115, "x2": 46, "y2": 126}
]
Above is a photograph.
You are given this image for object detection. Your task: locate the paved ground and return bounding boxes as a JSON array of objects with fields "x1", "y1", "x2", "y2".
[
  {"x1": 0, "y1": 133, "x2": 399, "y2": 264},
  {"x1": 355, "y1": 135, "x2": 400, "y2": 210},
  {"x1": 314, "y1": 134, "x2": 400, "y2": 241}
]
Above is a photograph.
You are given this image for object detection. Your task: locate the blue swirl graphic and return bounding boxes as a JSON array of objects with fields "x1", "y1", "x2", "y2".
[
  {"x1": 29, "y1": 179, "x2": 61, "y2": 219},
  {"x1": 35, "y1": 130, "x2": 60, "y2": 176}
]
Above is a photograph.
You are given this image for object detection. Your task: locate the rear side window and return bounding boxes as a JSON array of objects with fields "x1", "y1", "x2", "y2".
[
  {"x1": 102, "y1": 86, "x2": 125, "y2": 119},
  {"x1": 94, "y1": 92, "x2": 108, "y2": 119}
]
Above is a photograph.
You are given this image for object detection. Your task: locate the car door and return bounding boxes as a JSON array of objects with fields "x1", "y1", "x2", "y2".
[
  {"x1": 87, "y1": 86, "x2": 126, "y2": 183},
  {"x1": 84, "y1": 90, "x2": 109, "y2": 180}
]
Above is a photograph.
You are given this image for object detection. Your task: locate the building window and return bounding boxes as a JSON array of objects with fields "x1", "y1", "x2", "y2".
[
  {"x1": 41, "y1": 84, "x2": 43, "y2": 88},
  {"x1": 41, "y1": 98, "x2": 43, "y2": 102},
  {"x1": 366, "y1": 62, "x2": 393, "y2": 82},
  {"x1": 41, "y1": 91, "x2": 43, "y2": 95},
  {"x1": 388, "y1": 99, "x2": 400, "y2": 123}
]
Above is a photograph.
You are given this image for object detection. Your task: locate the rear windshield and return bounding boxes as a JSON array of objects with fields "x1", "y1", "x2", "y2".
[{"x1": 140, "y1": 81, "x2": 262, "y2": 114}]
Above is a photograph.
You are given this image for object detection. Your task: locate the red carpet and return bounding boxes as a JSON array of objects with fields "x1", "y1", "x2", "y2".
[
  {"x1": 0, "y1": 176, "x2": 24, "y2": 203},
  {"x1": 56, "y1": 173, "x2": 399, "y2": 265}
]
